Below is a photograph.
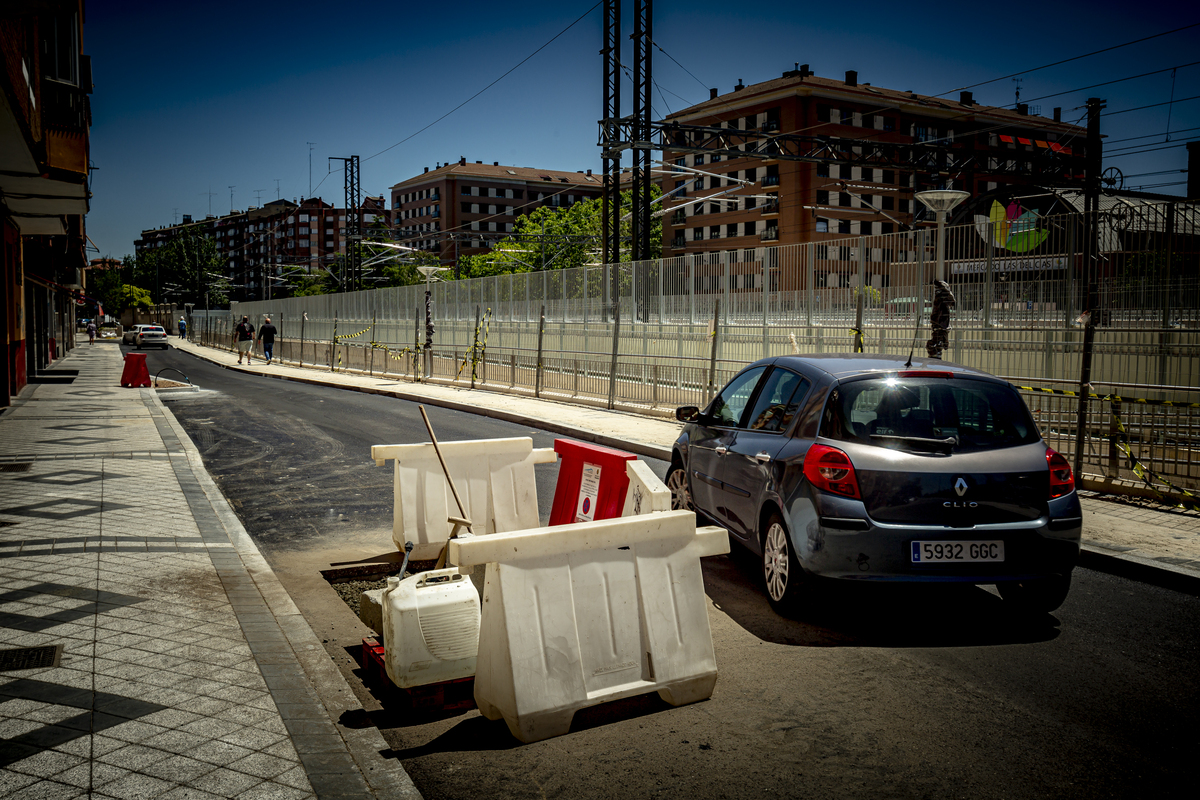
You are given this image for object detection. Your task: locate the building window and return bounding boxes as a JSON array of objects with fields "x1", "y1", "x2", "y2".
[
  {"x1": 882, "y1": 196, "x2": 894, "y2": 211},
  {"x1": 726, "y1": 223, "x2": 738, "y2": 238},
  {"x1": 709, "y1": 226, "x2": 721, "y2": 240},
  {"x1": 693, "y1": 227, "x2": 704, "y2": 241},
  {"x1": 815, "y1": 218, "x2": 828, "y2": 233},
  {"x1": 882, "y1": 170, "x2": 895, "y2": 184},
  {"x1": 461, "y1": 202, "x2": 470, "y2": 213},
  {"x1": 899, "y1": 199, "x2": 910, "y2": 213},
  {"x1": 816, "y1": 163, "x2": 829, "y2": 178},
  {"x1": 693, "y1": 154, "x2": 705, "y2": 166},
  {"x1": 838, "y1": 219, "x2": 851, "y2": 234},
  {"x1": 461, "y1": 186, "x2": 471, "y2": 195},
  {"x1": 883, "y1": 117, "x2": 896, "y2": 132},
  {"x1": 838, "y1": 193, "x2": 851, "y2": 207},
  {"x1": 816, "y1": 190, "x2": 829, "y2": 205},
  {"x1": 744, "y1": 220, "x2": 756, "y2": 236}
]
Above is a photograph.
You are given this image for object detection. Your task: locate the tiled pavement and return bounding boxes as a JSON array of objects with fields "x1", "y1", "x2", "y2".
[{"x1": 0, "y1": 345, "x2": 419, "y2": 799}]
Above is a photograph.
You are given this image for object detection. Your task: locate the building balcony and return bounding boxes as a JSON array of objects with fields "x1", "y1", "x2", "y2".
[
  {"x1": 761, "y1": 227, "x2": 779, "y2": 242},
  {"x1": 671, "y1": 211, "x2": 686, "y2": 225},
  {"x1": 670, "y1": 236, "x2": 686, "y2": 249},
  {"x1": 762, "y1": 174, "x2": 781, "y2": 187},
  {"x1": 761, "y1": 200, "x2": 780, "y2": 215}
]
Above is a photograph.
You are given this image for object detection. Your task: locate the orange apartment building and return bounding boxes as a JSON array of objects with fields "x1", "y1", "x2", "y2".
[
  {"x1": 659, "y1": 67, "x2": 1087, "y2": 289},
  {"x1": 390, "y1": 158, "x2": 603, "y2": 272}
]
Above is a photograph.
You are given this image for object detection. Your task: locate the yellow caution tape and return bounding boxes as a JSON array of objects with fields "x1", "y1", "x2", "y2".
[
  {"x1": 1016, "y1": 385, "x2": 1200, "y2": 409},
  {"x1": 1108, "y1": 402, "x2": 1200, "y2": 512}
]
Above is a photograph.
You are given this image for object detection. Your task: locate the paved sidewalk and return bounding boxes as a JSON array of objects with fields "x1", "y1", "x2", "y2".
[
  {"x1": 0, "y1": 345, "x2": 419, "y2": 799},
  {"x1": 175, "y1": 337, "x2": 1200, "y2": 589}
]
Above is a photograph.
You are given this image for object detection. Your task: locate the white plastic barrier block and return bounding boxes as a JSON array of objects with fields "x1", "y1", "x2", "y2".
[
  {"x1": 381, "y1": 567, "x2": 480, "y2": 689},
  {"x1": 371, "y1": 437, "x2": 557, "y2": 560},
  {"x1": 622, "y1": 460, "x2": 672, "y2": 517},
  {"x1": 449, "y1": 510, "x2": 729, "y2": 743}
]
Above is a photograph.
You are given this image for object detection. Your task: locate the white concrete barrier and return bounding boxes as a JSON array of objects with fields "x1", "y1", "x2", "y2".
[
  {"x1": 448, "y1": 510, "x2": 729, "y2": 743},
  {"x1": 371, "y1": 437, "x2": 557, "y2": 560}
]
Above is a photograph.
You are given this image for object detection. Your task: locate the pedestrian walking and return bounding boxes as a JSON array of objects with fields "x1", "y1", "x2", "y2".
[
  {"x1": 925, "y1": 279, "x2": 956, "y2": 359},
  {"x1": 234, "y1": 315, "x2": 255, "y2": 364},
  {"x1": 257, "y1": 316, "x2": 278, "y2": 365},
  {"x1": 178, "y1": 316, "x2": 187, "y2": 339},
  {"x1": 86, "y1": 320, "x2": 97, "y2": 345}
]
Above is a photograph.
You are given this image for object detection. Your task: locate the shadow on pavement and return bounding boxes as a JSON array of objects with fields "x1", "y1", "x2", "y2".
[{"x1": 701, "y1": 552, "x2": 1061, "y2": 648}]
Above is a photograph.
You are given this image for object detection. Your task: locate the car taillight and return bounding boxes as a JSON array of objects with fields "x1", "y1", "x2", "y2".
[
  {"x1": 1046, "y1": 448, "x2": 1074, "y2": 499},
  {"x1": 804, "y1": 444, "x2": 861, "y2": 500}
]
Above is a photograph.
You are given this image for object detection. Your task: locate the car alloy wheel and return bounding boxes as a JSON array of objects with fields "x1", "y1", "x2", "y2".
[
  {"x1": 667, "y1": 464, "x2": 692, "y2": 511},
  {"x1": 762, "y1": 513, "x2": 807, "y2": 614}
]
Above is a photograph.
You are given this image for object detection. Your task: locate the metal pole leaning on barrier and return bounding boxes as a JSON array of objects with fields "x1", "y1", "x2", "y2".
[{"x1": 418, "y1": 405, "x2": 474, "y2": 571}]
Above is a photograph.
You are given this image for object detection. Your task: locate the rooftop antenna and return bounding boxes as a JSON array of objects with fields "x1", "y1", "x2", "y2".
[
  {"x1": 307, "y1": 142, "x2": 316, "y2": 196},
  {"x1": 1012, "y1": 77, "x2": 1022, "y2": 106},
  {"x1": 253, "y1": 189, "x2": 265, "y2": 206},
  {"x1": 274, "y1": 178, "x2": 281, "y2": 199},
  {"x1": 228, "y1": 185, "x2": 236, "y2": 213},
  {"x1": 173, "y1": 208, "x2": 179, "y2": 225},
  {"x1": 200, "y1": 188, "x2": 217, "y2": 216}
]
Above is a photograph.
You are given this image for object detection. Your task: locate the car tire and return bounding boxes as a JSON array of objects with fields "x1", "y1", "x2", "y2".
[
  {"x1": 762, "y1": 512, "x2": 808, "y2": 616},
  {"x1": 996, "y1": 574, "x2": 1071, "y2": 613},
  {"x1": 666, "y1": 462, "x2": 692, "y2": 511}
]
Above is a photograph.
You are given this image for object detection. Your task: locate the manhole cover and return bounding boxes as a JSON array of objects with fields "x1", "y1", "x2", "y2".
[
  {"x1": 0, "y1": 463, "x2": 32, "y2": 473},
  {"x1": 0, "y1": 644, "x2": 63, "y2": 671}
]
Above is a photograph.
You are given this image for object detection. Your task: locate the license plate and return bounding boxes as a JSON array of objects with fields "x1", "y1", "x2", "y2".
[{"x1": 911, "y1": 540, "x2": 1004, "y2": 563}]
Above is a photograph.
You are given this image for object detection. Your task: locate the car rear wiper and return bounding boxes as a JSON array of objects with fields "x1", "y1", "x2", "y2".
[{"x1": 869, "y1": 434, "x2": 958, "y2": 451}]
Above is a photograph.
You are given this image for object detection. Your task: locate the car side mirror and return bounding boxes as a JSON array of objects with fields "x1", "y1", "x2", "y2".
[{"x1": 676, "y1": 405, "x2": 701, "y2": 423}]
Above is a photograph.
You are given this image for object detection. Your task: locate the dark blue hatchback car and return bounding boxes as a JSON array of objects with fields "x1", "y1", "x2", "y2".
[{"x1": 668, "y1": 354, "x2": 1082, "y2": 616}]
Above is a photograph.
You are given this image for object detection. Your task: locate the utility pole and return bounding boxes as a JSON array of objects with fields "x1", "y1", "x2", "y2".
[
  {"x1": 330, "y1": 156, "x2": 362, "y2": 292},
  {"x1": 1072, "y1": 96, "x2": 1105, "y2": 479},
  {"x1": 601, "y1": 0, "x2": 622, "y2": 320}
]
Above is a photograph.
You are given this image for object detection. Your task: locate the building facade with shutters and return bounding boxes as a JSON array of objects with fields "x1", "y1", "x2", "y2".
[
  {"x1": 389, "y1": 158, "x2": 603, "y2": 272},
  {"x1": 659, "y1": 68, "x2": 1087, "y2": 263}
]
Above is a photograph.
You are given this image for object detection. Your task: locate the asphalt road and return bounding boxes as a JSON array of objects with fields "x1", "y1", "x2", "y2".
[{"x1": 147, "y1": 343, "x2": 1200, "y2": 800}]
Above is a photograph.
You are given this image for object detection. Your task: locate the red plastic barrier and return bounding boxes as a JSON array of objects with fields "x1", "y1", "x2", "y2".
[
  {"x1": 548, "y1": 439, "x2": 637, "y2": 526},
  {"x1": 120, "y1": 352, "x2": 151, "y2": 388}
]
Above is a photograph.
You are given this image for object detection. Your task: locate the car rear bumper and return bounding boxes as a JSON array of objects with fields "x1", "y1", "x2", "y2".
[{"x1": 796, "y1": 515, "x2": 1081, "y2": 583}]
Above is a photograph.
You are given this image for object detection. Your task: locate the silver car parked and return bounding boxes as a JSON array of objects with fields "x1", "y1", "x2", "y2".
[{"x1": 669, "y1": 354, "x2": 1082, "y2": 616}]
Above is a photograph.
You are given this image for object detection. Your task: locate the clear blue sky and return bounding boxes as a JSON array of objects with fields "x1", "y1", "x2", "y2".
[{"x1": 84, "y1": 0, "x2": 1200, "y2": 259}]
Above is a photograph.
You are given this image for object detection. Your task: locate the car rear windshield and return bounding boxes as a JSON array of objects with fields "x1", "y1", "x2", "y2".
[{"x1": 819, "y1": 376, "x2": 1040, "y2": 452}]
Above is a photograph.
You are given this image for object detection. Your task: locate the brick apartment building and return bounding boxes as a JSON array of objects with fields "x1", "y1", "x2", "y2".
[
  {"x1": 1, "y1": 1, "x2": 92, "y2": 406},
  {"x1": 135, "y1": 196, "x2": 392, "y2": 301},
  {"x1": 659, "y1": 67, "x2": 1087, "y2": 265},
  {"x1": 390, "y1": 158, "x2": 603, "y2": 270}
]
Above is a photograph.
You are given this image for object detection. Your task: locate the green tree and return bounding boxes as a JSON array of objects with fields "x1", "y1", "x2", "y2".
[{"x1": 452, "y1": 187, "x2": 662, "y2": 280}]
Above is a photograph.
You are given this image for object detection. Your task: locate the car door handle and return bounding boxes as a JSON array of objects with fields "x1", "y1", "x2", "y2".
[
  {"x1": 754, "y1": 451, "x2": 772, "y2": 463},
  {"x1": 715, "y1": 446, "x2": 728, "y2": 455}
]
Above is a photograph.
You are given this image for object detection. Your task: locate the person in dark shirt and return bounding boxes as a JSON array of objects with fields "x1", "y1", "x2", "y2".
[
  {"x1": 925, "y1": 280, "x2": 956, "y2": 359},
  {"x1": 257, "y1": 316, "x2": 278, "y2": 364},
  {"x1": 234, "y1": 315, "x2": 255, "y2": 364}
]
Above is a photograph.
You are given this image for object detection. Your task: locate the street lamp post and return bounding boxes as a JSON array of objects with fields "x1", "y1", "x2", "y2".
[{"x1": 914, "y1": 189, "x2": 969, "y2": 282}]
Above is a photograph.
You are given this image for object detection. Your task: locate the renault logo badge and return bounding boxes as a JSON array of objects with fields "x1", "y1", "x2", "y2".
[{"x1": 954, "y1": 477, "x2": 968, "y2": 497}]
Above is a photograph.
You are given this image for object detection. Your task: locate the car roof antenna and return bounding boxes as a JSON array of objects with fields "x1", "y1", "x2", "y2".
[{"x1": 904, "y1": 301, "x2": 923, "y2": 368}]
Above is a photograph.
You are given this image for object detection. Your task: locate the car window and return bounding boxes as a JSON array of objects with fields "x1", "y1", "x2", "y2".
[
  {"x1": 744, "y1": 369, "x2": 811, "y2": 433},
  {"x1": 707, "y1": 366, "x2": 767, "y2": 428},
  {"x1": 819, "y1": 376, "x2": 1039, "y2": 452}
]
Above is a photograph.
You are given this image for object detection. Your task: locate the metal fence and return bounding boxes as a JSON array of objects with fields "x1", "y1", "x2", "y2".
[{"x1": 190, "y1": 204, "x2": 1199, "y2": 492}]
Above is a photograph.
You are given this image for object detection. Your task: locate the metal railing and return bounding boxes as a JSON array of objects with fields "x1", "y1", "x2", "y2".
[{"x1": 188, "y1": 204, "x2": 1200, "y2": 491}]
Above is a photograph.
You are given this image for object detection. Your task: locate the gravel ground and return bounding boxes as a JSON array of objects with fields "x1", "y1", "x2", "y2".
[{"x1": 331, "y1": 577, "x2": 390, "y2": 615}]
